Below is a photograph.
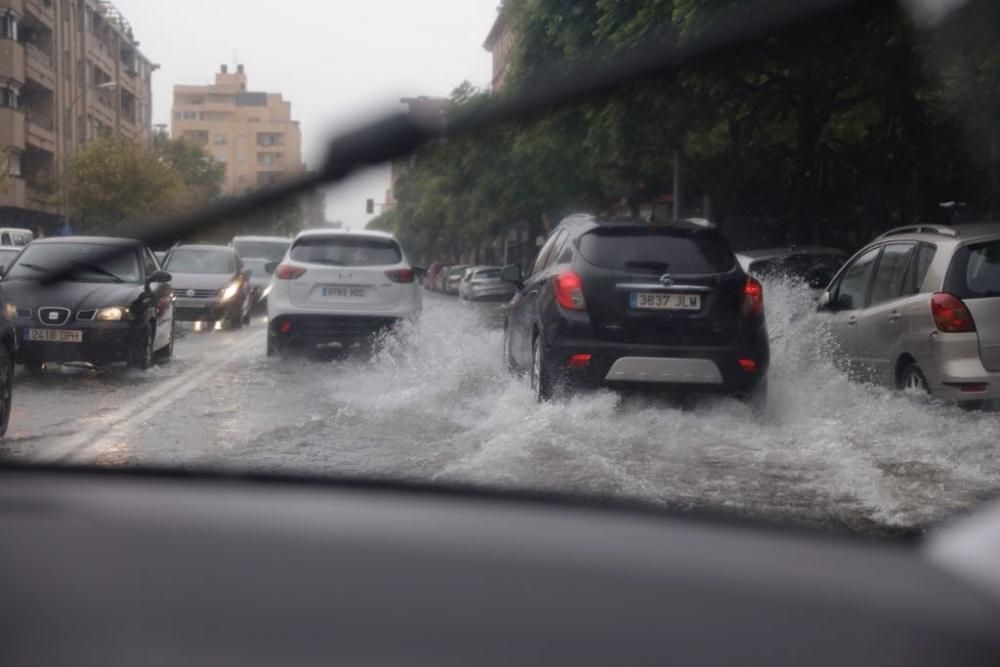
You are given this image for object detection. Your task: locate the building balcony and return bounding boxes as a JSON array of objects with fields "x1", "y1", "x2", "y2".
[
  {"x1": 24, "y1": 0, "x2": 54, "y2": 28},
  {"x1": 0, "y1": 40, "x2": 25, "y2": 83},
  {"x1": 24, "y1": 43, "x2": 55, "y2": 90},
  {"x1": 87, "y1": 42, "x2": 116, "y2": 77},
  {"x1": 26, "y1": 185, "x2": 57, "y2": 213},
  {"x1": 0, "y1": 1, "x2": 26, "y2": 15},
  {"x1": 25, "y1": 111, "x2": 56, "y2": 152},
  {"x1": 0, "y1": 177, "x2": 27, "y2": 209},
  {"x1": 87, "y1": 96, "x2": 116, "y2": 127},
  {"x1": 0, "y1": 108, "x2": 25, "y2": 151}
]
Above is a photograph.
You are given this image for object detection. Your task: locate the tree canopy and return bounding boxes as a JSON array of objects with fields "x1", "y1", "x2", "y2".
[{"x1": 372, "y1": 0, "x2": 1000, "y2": 263}]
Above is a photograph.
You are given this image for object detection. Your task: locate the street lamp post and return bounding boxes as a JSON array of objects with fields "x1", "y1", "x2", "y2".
[{"x1": 62, "y1": 80, "x2": 117, "y2": 230}]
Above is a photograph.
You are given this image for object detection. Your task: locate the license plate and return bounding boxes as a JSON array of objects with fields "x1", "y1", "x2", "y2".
[
  {"x1": 25, "y1": 328, "x2": 83, "y2": 343},
  {"x1": 630, "y1": 292, "x2": 701, "y2": 311},
  {"x1": 323, "y1": 287, "x2": 365, "y2": 299},
  {"x1": 322, "y1": 286, "x2": 366, "y2": 298}
]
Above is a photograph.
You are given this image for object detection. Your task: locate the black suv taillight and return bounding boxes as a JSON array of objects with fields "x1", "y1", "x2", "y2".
[{"x1": 742, "y1": 277, "x2": 764, "y2": 318}]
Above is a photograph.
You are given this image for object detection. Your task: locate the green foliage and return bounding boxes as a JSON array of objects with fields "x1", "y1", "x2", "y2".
[
  {"x1": 379, "y1": 0, "x2": 1000, "y2": 257},
  {"x1": 68, "y1": 136, "x2": 184, "y2": 234},
  {"x1": 153, "y1": 132, "x2": 226, "y2": 207}
]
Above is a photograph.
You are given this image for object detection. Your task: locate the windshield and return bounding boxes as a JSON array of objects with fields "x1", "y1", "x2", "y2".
[
  {"x1": 289, "y1": 236, "x2": 402, "y2": 266},
  {"x1": 165, "y1": 249, "x2": 235, "y2": 274},
  {"x1": 234, "y1": 241, "x2": 290, "y2": 262},
  {"x1": 8, "y1": 0, "x2": 1000, "y2": 542},
  {"x1": 4, "y1": 243, "x2": 140, "y2": 283}
]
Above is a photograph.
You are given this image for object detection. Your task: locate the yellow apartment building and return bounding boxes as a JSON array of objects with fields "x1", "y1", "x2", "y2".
[{"x1": 171, "y1": 65, "x2": 305, "y2": 195}]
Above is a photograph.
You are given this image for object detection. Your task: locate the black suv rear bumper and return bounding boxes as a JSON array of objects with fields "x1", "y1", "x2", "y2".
[{"x1": 543, "y1": 335, "x2": 769, "y2": 394}]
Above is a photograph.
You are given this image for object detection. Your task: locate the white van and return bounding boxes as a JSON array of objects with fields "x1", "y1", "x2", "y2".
[{"x1": 0, "y1": 228, "x2": 34, "y2": 247}]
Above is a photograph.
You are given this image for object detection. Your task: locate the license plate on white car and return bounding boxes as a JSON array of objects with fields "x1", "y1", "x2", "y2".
[
  {"x1": 630, "y1": 293, "x2": 701, "y2": 311},
  {"x1": 322, "y1": 286, "x2": 366, "y2": 298},
  {"x1": 25, "y1": 328, "x2": 83, "y2": 343}
]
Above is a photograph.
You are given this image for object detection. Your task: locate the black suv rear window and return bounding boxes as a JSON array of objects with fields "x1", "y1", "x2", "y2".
[
  {"x1": 578, "y1": 227, "x2": 736, "y2": 274},
  {"x1": 290, "y1": 236, "x2": 402, "y2": 267},
  {"x1": 946, "y1": 240, "x2": 1000, "y2": 298}
]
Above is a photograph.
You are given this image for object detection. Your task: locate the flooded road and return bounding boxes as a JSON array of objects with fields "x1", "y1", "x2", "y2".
[{"x1": 4, "y1": 285, "x2": 1000, "y2": 536}]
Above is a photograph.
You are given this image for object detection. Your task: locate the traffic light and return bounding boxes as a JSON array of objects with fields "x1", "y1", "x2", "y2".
[{"x1": 366, "y1": 199, "x2": 375, "y2": 215}]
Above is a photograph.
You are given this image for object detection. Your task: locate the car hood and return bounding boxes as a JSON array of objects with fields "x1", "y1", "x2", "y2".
[
  {"x1": 167, "y1": 272, "x2": 234, "y2": 291},
  {"x1": 2, "y1": 280, "x2": 147, "y2": 311}
]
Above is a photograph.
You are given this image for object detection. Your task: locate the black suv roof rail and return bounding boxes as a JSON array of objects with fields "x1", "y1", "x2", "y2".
[{"x1": 876, "y1": 225, "x2": 960, "y2": 240}]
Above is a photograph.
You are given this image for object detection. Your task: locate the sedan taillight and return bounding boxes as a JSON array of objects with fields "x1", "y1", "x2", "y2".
[
  {"x1": 385, "y1": 268, "x2": 415, "y2": 283},
  {"x1": 931, "y1": 292, "x2": 976, "y2": 333},
  {"x1": 274, "y1": 264, "x2": 307, "y2": 280}
]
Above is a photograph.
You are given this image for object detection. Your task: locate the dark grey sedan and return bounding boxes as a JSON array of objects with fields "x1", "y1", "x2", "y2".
[{"x1": 163, "y1": 245, "x2": 252, "y2": 329}]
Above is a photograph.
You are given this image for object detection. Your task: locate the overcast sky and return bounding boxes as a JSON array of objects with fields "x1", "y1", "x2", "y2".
[{"x1": 111, "y1": 0, "x2": 498, "y2": 229}]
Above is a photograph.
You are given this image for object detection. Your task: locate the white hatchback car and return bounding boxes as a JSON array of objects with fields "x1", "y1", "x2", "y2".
[{"x1": 265, "y1": 230, "x2": 421, "y2": 356}]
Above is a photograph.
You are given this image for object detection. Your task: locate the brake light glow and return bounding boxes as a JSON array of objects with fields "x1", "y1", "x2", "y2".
[
  {"x1": 931, "y1": 293, "x2": 976, "y2": 333},
  {"x1": 738, "y1": 358, "x2": 758, "y2": 374},
  {"x1": 274, "y1": 264, "x2": 307, "y2": 280},
  {"x1": 277, "y1": 320, "x2": 293, "y2": 334},
  {"x1": 554, "y1": 271, "x2": 586, "y2": 310},
  {"x1": 568, "y1": 354, "x2": 592, "y2": 368},
  {"x1": 960, "y1": 384, "x2": 988, "y2": 393},
  {"x1": 742, "y1": 277, "x2": 764, "y2": 318},
  {"x1": 385, "y1": 268, "x2": 415, "y2": 283}
]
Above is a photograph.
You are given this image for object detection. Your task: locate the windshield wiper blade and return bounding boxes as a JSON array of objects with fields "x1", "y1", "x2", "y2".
[
  {"x1": 15, "y1": 263, "x2": 50, "y2": 273},
  {"x1": 69, "y1": 261, "x2": 124, "y2": 284}
]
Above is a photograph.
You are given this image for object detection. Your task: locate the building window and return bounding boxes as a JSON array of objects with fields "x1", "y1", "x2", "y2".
[
  {"x1": 213, "y1": 152, "x2": 228, "y2": 163},
  {"x1": 257, "y1": 172, "x2": 279, "y2": 187},
  {"x1": 256, "y1": 132, "x2": 282, "y2": 147},
  {"x1": 0, "y1": 10, "x2": 20, "y2": 41},
  {"x1": 212, "y1": 135, "x2": 227, "y2": 145},
  {"x1": 0, "y1": 83, "x2": 19, "y2": 109},
  {"x1": 7, "y1": 152, "x2": 21, "y2": 177},
  {"x1": 257, "y1": 152, "x2": 282, "y2": 166}
]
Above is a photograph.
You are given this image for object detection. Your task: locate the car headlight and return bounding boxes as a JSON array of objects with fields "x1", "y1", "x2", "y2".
[
  {"x1": 3, "y1": 303, "x2": 18, "y2": 320},
  {"x1": 96, "y1": 306, "x2": 128, "y2": 321},
  {"x1": 219, "y1": 281, "x2": 240, "y2": 302}
]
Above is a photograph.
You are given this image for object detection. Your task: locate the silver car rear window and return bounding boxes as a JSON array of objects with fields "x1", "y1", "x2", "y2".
[{"x1": 946, "y1": 240, "x2": 1000, "y2": 298}]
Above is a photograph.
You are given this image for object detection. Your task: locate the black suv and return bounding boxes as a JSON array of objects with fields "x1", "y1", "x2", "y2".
[{"x1": 501, "y1": 215, "x2": 769, "y2": 405}]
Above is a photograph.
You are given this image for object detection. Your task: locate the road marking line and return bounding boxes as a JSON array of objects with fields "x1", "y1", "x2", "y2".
[{"x1": 33, "y1": 331, "x2": 263, "y2": 463}]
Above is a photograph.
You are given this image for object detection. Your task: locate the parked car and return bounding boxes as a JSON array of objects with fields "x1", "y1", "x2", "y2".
[
  {"x1": 443, "y1": 265, "x2": 470, "y2": 295},
  {"x1": 163, "y1": 245, "x2": 252, "y2": 329},
  {"x1": 231, "y1": 235, "x2": 291, "y2": 307},
  {"x1": 425, "y1": 262, "x2": 449, "y2": 291},
  {"x1": 266, "y1": 230, "x2": 421, "y2": 357},
  {"x1": 1, "y1": 237, "x2": 174, "y2": 371},
  {"x1": 0, "y1": 280, "x2": 16, "y2": 436},
  {"x1": 502, "y1": 215, "x2": 769, "y2": 405},
  {"x1": 431, "y1": 263, "x2": 452, "y2": 291},
  {"x1": 0, "y1": 228, "x2": 33, "y2": 247},
  {"x1": 736, "y1": 247, "x2": 847, "y2": 297},
  {"x1": 0, "y1": 247, "x2": 22, "y2": 274},
  {"x1": 459, "y1": 265, "x2": 516, "y2": 301},
  {"x1": 818, "y1": 223, "x2": 1000, "y2": 405}
]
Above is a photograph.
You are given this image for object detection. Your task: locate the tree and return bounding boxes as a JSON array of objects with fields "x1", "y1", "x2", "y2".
[
  {"x1": 153, "y1": 132, "x2": 226, "y2": 207},
  {"x1": 68, "y1": 136, "x2": 183, "y2": 234}
]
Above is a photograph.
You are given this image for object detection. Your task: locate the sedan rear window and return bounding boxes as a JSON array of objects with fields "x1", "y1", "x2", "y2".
[
  {"x1": 290, "y1": 236, "x2": 402, "y2": 267},
  {"x1": 475, "y1": 269, "x2": 501, "y2": 279},
  {"x1": 946, "y1": 240, "x2": 1000, "y2": 298},
  {"x1": 578, "y1": 227, "x2": 736, "y2": 274}
]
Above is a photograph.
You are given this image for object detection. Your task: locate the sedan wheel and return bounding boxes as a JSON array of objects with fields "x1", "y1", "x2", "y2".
[
  {"x1": 0, "y1": 345, "x2": 12, "y2": 437},
  {"x1": 900, "y1": 363, "x2": 929, "y2": 395},
  {"x1": 530, "y1": 335, "x2": 552, "y2": 402},
  {"x1": 129, "y1": 325, "x2": 154, "y2": 370}
]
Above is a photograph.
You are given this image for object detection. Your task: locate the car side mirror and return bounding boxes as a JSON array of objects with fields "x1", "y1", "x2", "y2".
[
  {"x1": 0, "y1": 266, "x2": 5, "y2": 277},
  {"x1": 817, "y1": 291, "x2": 832, "y2": 311},
  {"x1": 147, "y1": 270, "x2": 172, "y2": 290},
  {"x1": 500, "y1": 264, "x2": 523, "y2": 286},
  {"x1": 264, "y1": 261, "x2": 279, "y2": 275}
]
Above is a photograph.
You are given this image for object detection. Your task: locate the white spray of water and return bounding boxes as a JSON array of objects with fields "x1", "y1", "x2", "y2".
[{"x1": 302, "y1": 284, "x2": 1000, "y2": 532}]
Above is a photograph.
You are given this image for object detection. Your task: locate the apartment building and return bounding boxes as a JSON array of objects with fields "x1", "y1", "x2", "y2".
[
  {"x1": 171, "y1": 66, "x2": 305, "y2": 195},
  {"x1": 0, "y1": 0, "x2": 154, "y2": 222},
  {"x1": 483, "y1": 5, "x2": 515, "y2": 91}
]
